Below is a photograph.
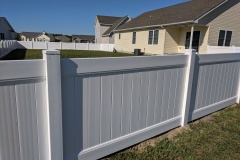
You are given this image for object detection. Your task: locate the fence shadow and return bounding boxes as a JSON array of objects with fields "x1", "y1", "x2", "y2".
[
  {"x1": 0, "y1": 49, "x2": 27, "y2": 60},
  {"x1": 188, "y1": 55, "x2": 200, "y2": 121}
]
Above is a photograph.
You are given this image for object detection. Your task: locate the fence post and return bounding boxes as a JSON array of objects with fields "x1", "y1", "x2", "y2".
[
  {"x1": 31, "y1": 41, "x2": 33, "y2": 49},
  {"x1": 181, "y1": 49, "x2": 196, "y2": 126},
  {"x1": 87, "y1": 42, "x2": 89, "y2": 50},
  {"x1": 0, "y1": 41, "x2": 3, "y2": 57},
  {"x1": 74, "y1": 42, "x2": 76, "y2": 50},
  {"x1": 237, "y1": 70, "x2": 240, "y2": 104},
  {"x1": 60, "y1": 42, "x2": 62, "y2": 50},
  {"x1": 46, "y1": 41, "x2": 48, "y2": 49},
  {"x1": 42, "y1": 50, "x2": 63, "y2": 160}
]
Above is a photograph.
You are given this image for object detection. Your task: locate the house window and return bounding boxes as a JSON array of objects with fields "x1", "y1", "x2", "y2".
[
  {"x1": 119, "y1": 33, "x2": 121, "y2": 39},
  {"x1": 218, "y1": 30, "x2": 232, "y2": 46},
  {"x1": 148, "y1": 30, "x2": 159, "y2": 44},
  {"x1": 132, "y1": 32, "x2": 136, "y2": 44},
  {"x1": 0, "y1": 33, "x2": 5, "y2": 40}
]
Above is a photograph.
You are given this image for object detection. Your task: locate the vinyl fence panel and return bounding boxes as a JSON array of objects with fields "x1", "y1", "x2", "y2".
[
  {"x1": 0, "y1": 49, "x2": 240, "y2": 160},
  {"x1": 61, "y1": 55, "x2": 188, "y2": 160},
  {"x1": 0, "y1": 60, "x2": 49, "y2": 160},
  {"x1": 190, "y1": 53, "x2": 240, "y2": 121}
]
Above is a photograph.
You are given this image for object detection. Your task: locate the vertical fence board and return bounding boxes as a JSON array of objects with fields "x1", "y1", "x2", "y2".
[
  {"x1": 131, "y1": 73, "x2": 141, "y2": 132},
  {"x1": 100, "y1": 76, "x2": 112, "y2": 143},
  {"x1": 88, "y1": 77, "x2": 101, "y2": 147},
  {"x1": 146, "y1": 71, "x2": 157, "y2": 126},
  {"x1": 138, "y1": 72, "x2": 149, "y2": 130},
  {"x1": 121, "y1": 74, "x2": 132, "y2": 136},
  {"x1": 153, "y1": 70, "x2": 164, "y2": 124},
  {"x1": 111, "y1": 74, "x2": 123, "y2": 139}
]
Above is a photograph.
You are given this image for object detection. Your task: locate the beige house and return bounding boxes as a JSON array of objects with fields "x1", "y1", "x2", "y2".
[
  {"x1": 72, "y1": 35, "x2": 95, "y2": 43},
  {"x1": 114, "y1": 0, "x2": 240, "y2": 54},
  {"x1": 95, "y1": 15, "x2": 130, "y2": 44},
  {"x1": 20, "y1": 32, "x2": 55, "y2": 42}
]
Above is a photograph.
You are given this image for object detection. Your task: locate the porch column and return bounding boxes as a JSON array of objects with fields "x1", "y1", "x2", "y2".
[{"x1": 189, "y1": 25, "x2": 194, "y2": 49}]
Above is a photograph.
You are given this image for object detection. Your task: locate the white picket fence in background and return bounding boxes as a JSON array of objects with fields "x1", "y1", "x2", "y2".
[
  {"x1": 207, "y1": 45, "x2": 240, "y2": 53},
  {"x1": 0, "y1": 40, "x2": 17, "y2": 58},
  {"x1": 16, "y1": 41, "x2": 114, "y2": 52},
  {"x1": 0, "y1": 49, "x2": 240, "y2": 160}
]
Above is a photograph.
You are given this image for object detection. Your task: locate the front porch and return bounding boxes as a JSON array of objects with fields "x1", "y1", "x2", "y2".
[{"x1": 164, "y1": 25, "x2": 209, "y2": 54}]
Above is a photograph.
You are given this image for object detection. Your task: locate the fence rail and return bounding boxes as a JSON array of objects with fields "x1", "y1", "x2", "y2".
[
  {"x1": 0, "y1": 40, "x2": 17, "y2": 58},
  {"x1": 207, "y1": 45, "x2": 240, "y2": 54},
  {"x1": 0, "y1": 50, "x2": 240, "y2": 160},
  {"x1": 16, "y1": 41, "x2": 114, "y2": 52}
]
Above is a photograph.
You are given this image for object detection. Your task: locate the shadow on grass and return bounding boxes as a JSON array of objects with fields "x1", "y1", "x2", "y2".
[{"x1": 1, "y1": 49, "x2": 27, "y2": 60}]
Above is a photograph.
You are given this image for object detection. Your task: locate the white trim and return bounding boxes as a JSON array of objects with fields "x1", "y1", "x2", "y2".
[{"x1": 115, "y1": 20, "x2": 195, "y2": 32}]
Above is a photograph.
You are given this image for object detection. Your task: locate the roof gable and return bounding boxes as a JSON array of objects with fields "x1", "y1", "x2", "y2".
[
  {"x1": 96, "y1": 15, "x2": 122, "y2": 25},
  {"x1": 0, "y1": 17, "x2": 15, "y2": 32},
  {"x1": 116, "y1": 0, "x2": 227, "y2": 31},
  {"x1": 103, "y1": 16, "x2": 130, "y2": 36}
]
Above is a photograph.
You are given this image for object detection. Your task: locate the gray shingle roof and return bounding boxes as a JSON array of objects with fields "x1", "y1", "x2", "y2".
[
  {"x1": 21, "y1": 32, "x2": 43, "y2": 39},
  {"x1": 97, "y1": 15, "x2": 122, "y2": 25},
  {"x1": 72, "y1": 35, "x2": 95, "y2": 41},
  {"x1": 103, "y1": 16, "x2": 129, "y2": 36},
  {"x1": 55, "y1": 35, "x2": 70, "y2": 42},
  {"x1": 116, "y1": 0, "x2": 227, "y2": 31}
]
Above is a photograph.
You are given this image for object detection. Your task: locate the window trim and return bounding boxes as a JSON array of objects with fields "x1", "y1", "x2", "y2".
[
  {"x1": 218, "y1": 30, "x2": 232, "y2": 47},
  {"x1": 132, "y1": 32, "x2": 136, "y2": 44},
  {"x1": 148, "y1": 30, "x2": 159, "y2": 45}
]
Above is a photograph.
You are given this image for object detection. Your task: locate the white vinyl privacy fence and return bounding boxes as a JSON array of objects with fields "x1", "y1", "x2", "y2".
[
  {"x1": 16, "y1": 41, "x2": 114, "y2": 52},
  {"x1": 0, "y1": 40, "x2": 17, "y2": 58},
  {"x1": 207, "y1": 45, "x2": 240, "y2": 54},
  {"x1": 0, "y1": 50, "x2": 240, "y2": 160}
]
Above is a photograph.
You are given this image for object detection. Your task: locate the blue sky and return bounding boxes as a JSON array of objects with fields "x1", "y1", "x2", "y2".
[{"x1": 1, "y1": 0, "x2": 188, "y2": 35}]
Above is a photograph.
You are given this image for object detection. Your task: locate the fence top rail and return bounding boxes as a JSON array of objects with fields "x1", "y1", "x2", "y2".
[
  {"x1": 0, "y1": 60, "x2": 45, "y2": 80},
  {"x1": 198, "y1": 53, "x2": 240, "y2": 64},
  {"x1": 61, "y1": 55, "x2": 188, "y2": 76}
]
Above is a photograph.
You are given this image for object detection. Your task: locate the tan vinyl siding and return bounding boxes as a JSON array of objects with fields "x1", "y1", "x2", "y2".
[
  {"x1": 115, "y1": 29, "x2": 165, "y2": 54},
  {"x1": 164, "y1": 27, "x2": 180, "y2": 53},
  {"x1": 205, "y1": 0, "x2": 240, "y2": 46},
  {"x1": 178, "y1": 26, "x2": 209, "y2": 54}
]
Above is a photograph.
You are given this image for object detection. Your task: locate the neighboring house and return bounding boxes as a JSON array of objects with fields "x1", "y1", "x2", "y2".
[
  {"x1": 95, "y1": 15, "x2": 131, "y2": 44},
  {"x1": 20, "y1": 32, "x2": 55, "y2": 42},
  {"x1": 55, "y1": 35, "x2": 71, "y2": 42},
  {"x1": 114, "y1": 0, "x2": 240, "y2": 54},
  {"x1": 0, "y1": 17, "x2": 15, "y2": 40},
  {"x1": 72, "y1": 35, "x2": 95, "y2": 43}
]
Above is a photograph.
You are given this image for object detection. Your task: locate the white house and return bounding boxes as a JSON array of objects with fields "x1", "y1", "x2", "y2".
[
  {"x1": 0, "y1": 17, "x2": 15, "y2": 40},
  {"x1": 95, "y1": 15, "x2": 130, "y2": 44}
]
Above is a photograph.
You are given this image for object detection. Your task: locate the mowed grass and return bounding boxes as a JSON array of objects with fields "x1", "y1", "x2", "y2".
[
  {"x1": 1, "y1": 49, "x2": 136, "y2": 60},
  {"x1": 103, "y1": 104, "x2": 240, "y2": 160}
]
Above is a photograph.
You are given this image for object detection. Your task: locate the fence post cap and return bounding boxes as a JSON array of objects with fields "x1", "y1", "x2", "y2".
[{"x1": 43, "y1": 50, "x2": 60, "y2": 55}]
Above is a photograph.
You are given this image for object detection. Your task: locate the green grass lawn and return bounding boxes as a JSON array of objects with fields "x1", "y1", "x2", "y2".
[
  {"x1": 103, "y1": 104, "x2": 240, "y2": 160},
  {"x1": 1, "y1": 49, "x2": 136, "y2": 60}
]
